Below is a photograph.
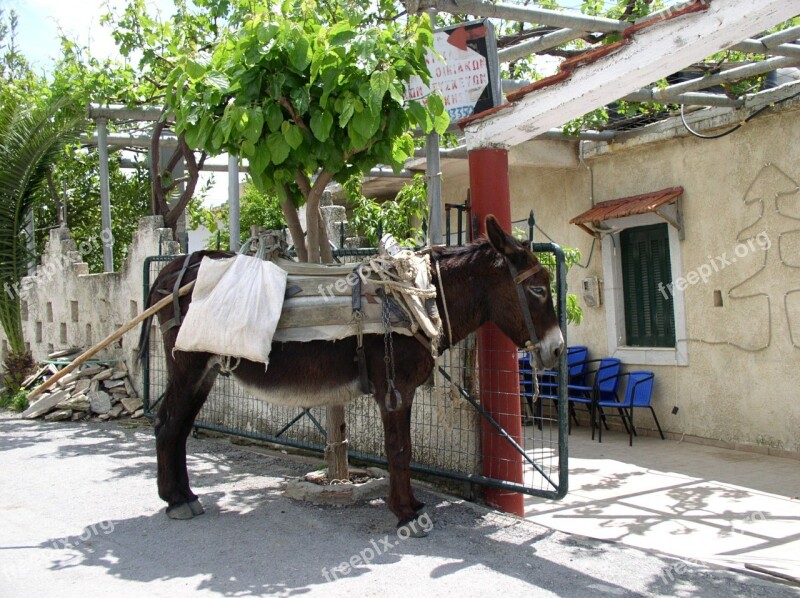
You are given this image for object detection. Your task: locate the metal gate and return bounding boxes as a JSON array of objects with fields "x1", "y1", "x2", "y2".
[{"x1": 142, "y1": 214, "x2": 568, "y2": 500}]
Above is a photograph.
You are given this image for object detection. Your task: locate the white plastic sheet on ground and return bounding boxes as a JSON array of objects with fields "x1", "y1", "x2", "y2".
[{"x1": 174, "y1": 254, "x2": 287, "y2": 366}]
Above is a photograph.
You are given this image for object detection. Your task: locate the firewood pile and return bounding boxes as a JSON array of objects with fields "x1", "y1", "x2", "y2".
[{"x1": 21, "y1": 349, "x2": 145, "y2": 422}]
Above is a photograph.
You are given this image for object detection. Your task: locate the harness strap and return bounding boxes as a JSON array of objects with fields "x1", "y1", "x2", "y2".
[
  {"x1": 507, "y1": 261, "x2": 541, "y2": 351},
  {"x1": 160, "y1": 254, "x2": 197, "y2": 335},
  {"x1": 513, "y1": 264, "x2": 542, "y2": 285},
  {"x1": 352, "y1": 269, "x2": 372, "y2": 394}
]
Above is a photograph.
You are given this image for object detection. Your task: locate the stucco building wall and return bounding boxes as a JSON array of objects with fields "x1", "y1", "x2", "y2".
[{"x1": 436, "y1": 105, "x2": 798, "y2": 456}]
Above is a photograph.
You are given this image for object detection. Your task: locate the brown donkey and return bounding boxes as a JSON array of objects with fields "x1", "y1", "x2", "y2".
[{"x1": 139, "y1": 215, "x2": 564, "y2": 527}]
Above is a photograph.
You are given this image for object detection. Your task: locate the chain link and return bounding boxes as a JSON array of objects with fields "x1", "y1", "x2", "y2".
[{"x1": 382, "y1": 293, "x2": 401, "y2": 411}]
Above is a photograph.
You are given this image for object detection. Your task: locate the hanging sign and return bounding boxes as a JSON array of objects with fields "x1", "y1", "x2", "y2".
[{"x1": 405, "y1": 20, "x2": 502, "y2": 123}]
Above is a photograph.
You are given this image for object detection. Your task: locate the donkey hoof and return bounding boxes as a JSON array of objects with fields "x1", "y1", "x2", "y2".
[
  {"x1": 397, "y1": 513, "x2": 432, "y2": 538},
  {"x1": 166, "y1": 502, "x2": 195, "y2": 520},
  {"x1": 187, "y1": 498, "x2": 205, "y2": 516}
]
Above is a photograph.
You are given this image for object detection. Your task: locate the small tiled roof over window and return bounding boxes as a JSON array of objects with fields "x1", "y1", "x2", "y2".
[{"x1": 570, "y1": 187, "x2": 683, "y2": 237}]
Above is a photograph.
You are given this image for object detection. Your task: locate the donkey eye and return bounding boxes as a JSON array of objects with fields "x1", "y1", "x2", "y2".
[{"x1": 528, "y1": 286, "x2": 547, "y2": 299}]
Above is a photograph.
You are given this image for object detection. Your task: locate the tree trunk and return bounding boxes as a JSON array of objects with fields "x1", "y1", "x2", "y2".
[
  {"x1": 318, "y1": 207, "x2": 333, "y2": 264},
  {"x1": 325, "y1": 405, "x2": 349, "y2": 481},
  {"x1": 297, "y1": 170, "x2": 347, "y2": 479},
  {"x1": 278, "y1": 186, "x2": 308, "y2": 262},
  {"x1": 306, "y1": 195, "x2": 321, "y2": 263}
]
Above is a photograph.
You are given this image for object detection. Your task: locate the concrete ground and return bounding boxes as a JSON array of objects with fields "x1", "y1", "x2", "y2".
[
  {"x1": 1, "y1": 415, "x2": 799, "y2": 597},
  {"x1": 525, "y1": 425, "x2": 800, "y2": 585}
]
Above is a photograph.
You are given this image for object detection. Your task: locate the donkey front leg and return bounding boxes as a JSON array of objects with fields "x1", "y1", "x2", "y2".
[{"x1": 379, "y1": 393, "x2": 427, "y2": 533}]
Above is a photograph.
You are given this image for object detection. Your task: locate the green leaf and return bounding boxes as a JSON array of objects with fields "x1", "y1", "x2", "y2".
[
  {"x1": 205, "y1": 72, "x2": 230, "y2": 92},
  {"x1": 433, "y1": 110, "x2": 450, "y2": 135},
  {"x1": 338, "y1": 99, "x2": 355, "y2": 128},
  {"x1": 284, "y1": 124, "x2": 303, "y2": 149},
  {"x1": 185, "y1": 59, "x2": 207, "y2": 80},
  {"x1": 309, "y1": 110, "x2": 333, "y2": 142},
  {"x1": 352, "y1": 108, "x2": 379, "y2": 140},
  {"x1": 289, "y1": 37, "x2": 311, "y2": 71},
  {"x1": 427, "y1": 92, "x2": 445, "y2": 116},
  {"x1": 266, "y1": 132, "x2": 290, "y2": 165},
  {"x1": 249, "y1": 140, "x2": 270, "y2": 176},
  {"x1": 265, "y1": 103, "x2": 283, "y2": 132},
  {"x1": 184, "y1": 126, "x2": 202, "y2": 149},
  {"x1": 241, "y1": 139, "x2": 256, "y2": 157},
  {"x1": 243, "y1": 108, "x2": 264, "y2": 144},
  {"x1": 407, "y1": 100, "x2": 432, "y2": 132},
  {"x1": 369, "y1": 70, "x2": 391, "y2": 109}
]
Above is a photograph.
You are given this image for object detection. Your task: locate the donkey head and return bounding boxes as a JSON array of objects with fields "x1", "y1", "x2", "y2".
[{"x1": 485, "y1": 215, "x2": 564, "y2": 369}]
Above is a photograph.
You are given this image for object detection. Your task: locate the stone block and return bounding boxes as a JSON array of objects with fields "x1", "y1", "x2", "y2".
[{"x1": 23, "y1": 390, "x2": 69, "y2": 419}]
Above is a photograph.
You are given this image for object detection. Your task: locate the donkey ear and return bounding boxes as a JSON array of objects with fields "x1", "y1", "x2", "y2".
[{"x1": 486, "y1": 215, "x2": 518, "y2": 258}]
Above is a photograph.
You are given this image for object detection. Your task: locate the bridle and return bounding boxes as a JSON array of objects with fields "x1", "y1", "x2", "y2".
[{"x1": 506, "y1": 260, "x2": 543, "y2": 354}]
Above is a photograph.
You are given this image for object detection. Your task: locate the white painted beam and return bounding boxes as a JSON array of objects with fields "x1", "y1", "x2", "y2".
[
  {"x1": 464, "y1": 0, "x2": 800, "y2": 150},
  {"x1": 498, "y1": 28, "x2": 587, "y2": 63},
  {"x1": 421, "y1": 0, "x2": 628, "y2": 33}
]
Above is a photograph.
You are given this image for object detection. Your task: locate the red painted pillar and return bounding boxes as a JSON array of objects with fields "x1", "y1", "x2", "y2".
[{"x1": 468, "y1": 147, "x2": 524, "y2": 516}]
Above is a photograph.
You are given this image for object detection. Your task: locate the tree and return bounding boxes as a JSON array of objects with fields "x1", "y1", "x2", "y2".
[
  {"x1": 164, "y1": 0, "x2": 447, "y2": 480},
  {"x1": 0, "y1": 90, "x2": 85, "y2": 381},
  {"x1": 166, "y1": 1, "x2": 448, "y2": 263}
]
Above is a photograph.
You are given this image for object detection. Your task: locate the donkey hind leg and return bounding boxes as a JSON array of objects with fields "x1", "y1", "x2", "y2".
[
  {"x1": 379, "y1": 391, "x2": 429, "y2": 536},
  {"x1": 155, "y1": 352, "x2": 218, "y2": 520}
]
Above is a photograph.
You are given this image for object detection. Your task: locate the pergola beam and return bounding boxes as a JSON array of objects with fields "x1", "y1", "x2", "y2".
[
  {"x1": 652, "y1": 55, "x2": 800, "y2": 100},
  {"x1": 732, "y1": 40, "x2": 800, "y2": 58},
  {"x1": 498, "y1": 28, "x2": 588, "y2": 63},
  {"x1": 464, "y1": 0, "x2": 800, "y2": 150},
  {"x1": 419, "y1": 0, "x2": 628, "y2": 33},
  {"x1": 87, "y1": 104, "x2": 165, "y2": 121}
]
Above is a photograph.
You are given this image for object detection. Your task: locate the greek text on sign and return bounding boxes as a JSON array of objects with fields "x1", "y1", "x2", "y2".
[{"x1": 406, "y1": 25, "x2": 490, "y2": 122}]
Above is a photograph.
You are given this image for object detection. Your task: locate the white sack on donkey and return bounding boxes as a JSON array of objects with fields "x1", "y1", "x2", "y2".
[{"x1": 174, "y1": 254, "x2": 288, "y2": 366}]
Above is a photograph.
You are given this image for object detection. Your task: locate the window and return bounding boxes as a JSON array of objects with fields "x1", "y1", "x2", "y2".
[
  {"x1": 620, "y1": 224, "x2": 675, "y2": 347},
  {"x1": 599, "y1": 211, "x2": 688, "y2": 366}
]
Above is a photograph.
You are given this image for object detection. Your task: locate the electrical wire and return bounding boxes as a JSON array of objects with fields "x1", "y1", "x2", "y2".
[{"x1": 680, "y1": 89, "x2": 800, "y2": 140}]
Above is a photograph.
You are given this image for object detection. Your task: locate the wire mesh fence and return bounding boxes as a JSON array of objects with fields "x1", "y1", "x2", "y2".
[{"x1": 142, "y1": 241, "x2": 567, "y2": 499}]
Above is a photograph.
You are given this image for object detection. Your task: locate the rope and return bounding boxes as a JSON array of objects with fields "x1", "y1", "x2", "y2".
[
  {"x1": 359, "y1": 249, "x2": 442, "y2": 350},
  {"x1": 219, "y1": 355, "x2": 241, "y2": 374}
]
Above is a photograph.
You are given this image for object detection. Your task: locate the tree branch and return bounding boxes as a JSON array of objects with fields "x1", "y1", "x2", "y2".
[
  {"x1": 295, "y1": 171, "x2": 312, "y2": 198},
  {"x1": 163, "y1": 134, "x2": 200, "y2": 231},
  {"x1": 278, "y1": 96, "x2": 311, "y2": 133}
]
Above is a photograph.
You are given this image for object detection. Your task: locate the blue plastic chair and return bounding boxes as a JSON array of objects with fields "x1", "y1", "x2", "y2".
[
  {"x1": 567, "y1": 358, "x2": 621, "y2": 436},
  {"x1": 596, "y1": 371, "x2": 664, "y2": 446},
  {"x1": 527, "y1": 346, "x2": 589, "y2": 427}
]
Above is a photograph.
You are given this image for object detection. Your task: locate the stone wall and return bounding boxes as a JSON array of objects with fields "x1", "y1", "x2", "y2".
[{"x1": 2, "y1": 217, "x2": 181, "y2": 396}]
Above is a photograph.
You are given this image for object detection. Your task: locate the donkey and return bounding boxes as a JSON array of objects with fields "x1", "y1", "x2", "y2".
[{"x1": 139, "y1": 215, "x2": 564, "y2": 527}]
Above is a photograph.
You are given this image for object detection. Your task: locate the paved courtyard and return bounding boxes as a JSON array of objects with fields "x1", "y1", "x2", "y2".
[
  {"x1": 1, "y1": 415, "x2": 798, "y2": 597},
  {"x1": 525, "y1": 426, "x2": 800, "y2": 585}
]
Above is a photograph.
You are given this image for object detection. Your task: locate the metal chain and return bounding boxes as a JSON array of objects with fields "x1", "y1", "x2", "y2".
[{"x1": 382, "y1": 293, "x2": 401, "y2": 411}]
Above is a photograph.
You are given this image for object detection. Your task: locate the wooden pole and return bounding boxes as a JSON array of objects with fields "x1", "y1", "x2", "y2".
[
  {"x1": 27, "y1": 280, "x2": 196, "y2": 402},
  {"x1": 325, "y1": 405, "x2": 349, "y2": 481}
]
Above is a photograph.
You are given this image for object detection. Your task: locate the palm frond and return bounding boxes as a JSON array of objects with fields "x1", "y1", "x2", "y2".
[{"x1": 0, "y1": 89, "x2": 87, "y2": 352}]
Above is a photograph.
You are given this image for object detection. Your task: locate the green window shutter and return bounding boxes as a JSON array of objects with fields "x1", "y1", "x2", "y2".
[{"x1": 620, "y1": 224, "x2": 676, "y2": 347}]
